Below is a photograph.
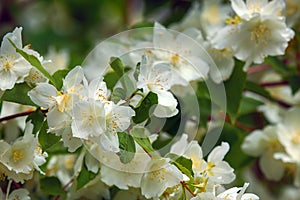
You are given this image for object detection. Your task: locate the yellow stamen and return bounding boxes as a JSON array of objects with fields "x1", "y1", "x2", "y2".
[
  {"x1": 250, "y1": 24, "x2": 272, "y2": 45},
  {"x1": 13, "y1": 150, "x2": 24, "y2": 163}
]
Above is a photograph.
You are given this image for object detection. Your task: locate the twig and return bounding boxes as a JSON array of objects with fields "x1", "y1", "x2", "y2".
[
  {"x1": 53, "y1": 179, "x2": 74, "y2": 200},
  {"x1": 259, "y1": 80, "x2": 289, "y2": 87},
  {"x1": 0, "y1": 109, "x2": 35, "y2": 123},
  {"x1": 180, "y1": 181, "x2": 196, "y2": 197}
]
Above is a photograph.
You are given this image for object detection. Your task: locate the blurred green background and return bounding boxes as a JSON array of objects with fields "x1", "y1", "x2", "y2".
[{"x1": 0, "y1": 0, "x2": 195, "y2": 67}]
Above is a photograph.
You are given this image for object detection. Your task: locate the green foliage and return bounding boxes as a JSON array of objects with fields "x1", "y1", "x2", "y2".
[
  {"x1": 104, "y1": 72, "x2": 119, "y2": 90},
  {"x1": 26, "y1": 109, "x2": 45, "y2": 135},
  {"x1": 133, "y1": 92, "x2": 158, "y2": 124},
  {"x1": 238, "y1": 96, "x2": 263, "y2": 116},
  {"x1": 52, "y1": 69, "x2": 70, "y2": 90},
  {"x1": 8, "y1": 39, "x2": 58, "y2": 88},
  {"x1": 117, "y1": 131, "x2": 136, "y2": 164},
  {"x1": 76, "y1": 161, "x2": 98, "y2": 190},
  {"x1": 1, "y1": 83, "x2": 36, "y2": 106},
  {"x1": 111, "y1": 87, "x2": 126, "y2": 104},
  {"x1": 287, "y1": 74, "x2": 300, "y2": 94},
  {"x1": 40, "y1": 176, "x2": 65, "y2": 195},
  {"x1": 265, "y1": 56, "x2": 290, "y2": 76},
  {"x1": 165, "y1": 153, "x2": 194, "y2": 179},
  {"x1": 38, "y1": 121, "x2": 61, "y2": 151},
  {"x1": 245, "y1": 80, "x2": 273, "y2": 100},
  {"x1": 130, "y1": 127, "x2": 155, "y2": 153},
  {"x1": 110, "y1": 57, "x2": 125, "y2": 78},
  {"x1": 224, "y1": 62, "x2": 247, "y2": 122}
]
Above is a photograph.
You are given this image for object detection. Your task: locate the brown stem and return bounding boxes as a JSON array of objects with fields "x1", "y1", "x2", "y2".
[
  {"x1": 260, "y1": 80, "x2": 289, "y2": 87},
  {"x1": 218, "y1": 113, "x2": 255, "y2": 132},
  {"x1": 0, "y1": 109, "x2": 35, "y2": 123},
  {"x1": 181, "y1": 181, "x2": 196, "y2": 197},
  {"x1": 53, "y1": 179, "x2": 74, "y2": 200}
]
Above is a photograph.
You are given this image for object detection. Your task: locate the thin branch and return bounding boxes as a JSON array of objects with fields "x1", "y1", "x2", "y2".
[
  {"x1": 0, "y1": 109, "x2": 35, "y2": 123},
  {"x1": 53, "y1": 179, "x2": 74, "y2": 200},
  {"x1": 259, "y1": 80, "x2": 289, "y2": 87},
  {"x1": 180, "y1": 181, "x2": 196, "y2": 197}
]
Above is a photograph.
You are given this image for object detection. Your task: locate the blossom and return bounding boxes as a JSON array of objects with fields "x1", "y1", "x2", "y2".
[
  {"x1": 140, "y1": 157, "x2": 184, "y2": 199},
  {"x1": 152, "y1": 22, "x2": 209, "y2": 82},
  {"x1": 211, "y1": 0, "x2": 294, "y2": 68},
  {"x1": 0, "y1": 27, "x2": 32, "y2": 90},
  {"x1": 217, "y1": 183, "x2": 259, "y2": 200},
  {"x1": 137, "y1": 58, "x2": 179, "y2": 118},
  {"x1": 242, "y1": 125, "x2": 285, "y2": 181},
  {"x1": 0, "y1": 188, "x2": 31, "y2": 200}
]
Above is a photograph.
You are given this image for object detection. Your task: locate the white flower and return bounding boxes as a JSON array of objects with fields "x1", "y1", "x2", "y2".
[
  {"x1": 71, "y1": 100, "x2": 106, "y2": 140},
  {"x1": 217, "y1": 183, "x2": 259, "y2": 200},
  {"x1": 0, "y1": 122, "x2": 47, "y2": 181},
  {"x1": 137, "y1": 58, "x2": 179, "y2": 118},
  {"x1": 0, "y1": 188, "x2": 31, "y2": 200},
  {"x1": 152, "y1": 22, "x2": 209, "y2": 82},
  {"x1": 231, "y1": 0, "x2": 285, "y2": 20},
  {"x1": 141, "y1": 158, "x2": 184, "y2": 199},
  {"x1": 211, "y1": 0, "x2": 294, "y2": 68},
  {"x1": 44, "y1": 47, "x2": 69, "y2": 74},
  {"x1": 0, "y1": 27, "x2": 32, "y2": 90},
  {"x1": 242, "y1": 125, "x2": 285, "y2": 181}
]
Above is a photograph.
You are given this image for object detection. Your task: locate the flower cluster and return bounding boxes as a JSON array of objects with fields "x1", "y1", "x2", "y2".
[{"x1": 0, "y1": 0, "x2": 299, "y2": 199}]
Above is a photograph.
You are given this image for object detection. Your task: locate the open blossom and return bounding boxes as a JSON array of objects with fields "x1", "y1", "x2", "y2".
[
  {"x1": 137, "y1": 57, "x2": 179, "y2": 118},
  {"x1": 211, "y1": 0, "x2": 294, "y2": 68},
  {"x1": 0, "y1": 122, "x2": 47, "y2": 183},
  {"x1": 0, "y1": 27, "x2": 32, "y2": 90},
  {"x1": 242, "y1": 125, "x2": 285, "y2": 181},
  {"x1": 141, "y1": 157, "x2": 184, "y2": 199},
  {"x1": 152, "y1": 22, "x2": 209, "y2": 82},
  {"x1": 0, "y1": 188, "x2": 31, "y2": 200}
]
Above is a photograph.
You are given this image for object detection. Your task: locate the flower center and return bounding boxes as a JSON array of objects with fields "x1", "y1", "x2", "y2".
[
  {"x1": 55, "y1": 93, "x2": 71, "y2": 112},
  {"x1": 149, "y1": 168, "x2": 167, "y2": 183},
  {"x1": 225, "y1": 15, "x2": 242, "y2": 25},
  {"x1": 291, "y1": 132, "x2": 300, "y2": 144},
  {"x1": 1, "y1": 56, "x2": 15, "y2": 72},
  {"x1": 13, "y1": 149, "x2": 24, "y2": 163},
  {"x1": 250, "y1": 24, "x2": 272, "y2": 45},
  {"x1": 171, "y1": 54, "x2": 180, "y2": 66}
]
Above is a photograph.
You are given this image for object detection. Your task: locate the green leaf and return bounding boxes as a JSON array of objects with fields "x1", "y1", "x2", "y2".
[
  {"x1": 76, "y1": 161, "x2": 98, "y2": 190},
  {"x1": 224, "y1": 63, "x2": 247, "y2": 122},
  {"x1": 110, "y1": 57, "x2": 125, "y2": 77},
  {"x1": 8, "y1": 39, "x2": 58, "y2": 88},
  {"x1": 1, "y1": 83, "x2": 36, "y2": 106},
  {"x1": 104, "y1": 72, "x2": 119, "y2": 90},
  {"x1": 52, "y1": 69, "x2": 70, "y2": 90},
  {"x1": 111, "y1": 87, "x2": 126, "y2": 104},
  {"x1": 121, "y1": 74, "x2": 136, "y2": 97},
  {"x1": 26, "y1": 109, "x2": 45, "y2": 135},
  {"x1": 265, "y1": 56, "x2": 289, "y2": 76},
  {"x1": 133, "y1": 92, "x2": 158, "y2": 124},
  {"x1": 238, "y1": 96, "x2": 263, "y2": 116},
  {"x1": 287, "y1": 74, "x2": 300, "y2": 94},
  {"x1": 117, "y1": 131, "x2": 136, "y2": 164},
  {"x1": 38, "y1": 121, "x2": 61, "y2": 151},
  {"x1": 130, "y1": 127, "x2": 154, "y2": 153},
  {"x1": 133, "y1": 62, "x2": 141, "y2": 81},
  {"x1": 165, "y1": 153, "x2": 194, "y2": 179},
  {"x1": 245, "y1": 81, "x2": 273, "y2": 100},
  {"x1": 40, "y1": 176, "x2": 65, "y2": 195},
  {"x1": 45, "y1": 141, "x2": 69, "y2": 154}
]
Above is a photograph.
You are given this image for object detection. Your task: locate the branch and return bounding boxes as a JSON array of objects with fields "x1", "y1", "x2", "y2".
[
  {"x1": 181, "y1": 181, "x2": 196, "y2": 197},
  {"x1": 0, "y1": 109, "x2": 35, "y2": 123},
  {"x1": 259, "y1": 80, "x2": 289, "y2": 87},
  {"x1": 247, "y1": 64, "x2": 270, "y2": 74}
]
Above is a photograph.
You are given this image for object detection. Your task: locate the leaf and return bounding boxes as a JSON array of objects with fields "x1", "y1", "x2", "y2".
[
  {"x1": 287, "y1": 74, "x2": 300, "y2": 94},
  {"x1": 121, "y1": 74, "x2": 136, "y2": 97},
  {"x1": 104, "y1": 72, "x2": 119, "y2": 90},
  {"x1": 224, "y1": 63, "x2": 247, "y2": 122},
  {"x1": 130, "y1": 127, "x2": 154, "y2": 153},
  {"x1": 52, "y1": 69, "x2": 70, "y2": 90},
  {"x1": 40, "y1": 177, "x2": 65, "y2": 195},
  {"x1": 238, "y1": 96, "x2": 263, "y2": 116},
  {"x1": 26, "y1": 109, "x2": 45, "y2": 135},
  {"x1": 1, "y1": 83, "x2": 36, "y2": 106},
  {"x1": 38, "y1": 121, "x2": 61, "y2": 151},
  {"x1": 244, "y1": 81, "x2": 273, "y2": 100},
  {"x1": 111, "y1": 87, "x2": 126, "y2": 104},
  {"x1": 45, "y1": 141, "x2": 69, "y2": 154},
  {"x1": 110, "y1": 57, "x2": 125, "y2": 78},
  {"x1": 133, "y1": 92, "x2": 158, "y2": 124},
  {"x1": 265, "y1": 56, "x2": 289, "y2": 76},
  {"x1": 8, "y1": 39, "x2": 58, "y2": 88},
  {"x1": 76, "y1": 161, "x2": 98, "y2": 190},
  {"x1": 117, "y1": 131, "x2": 136, "y2": 164},
  {"x1": 165, "y1": 153, "x2": 194, "y2": 179}
]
